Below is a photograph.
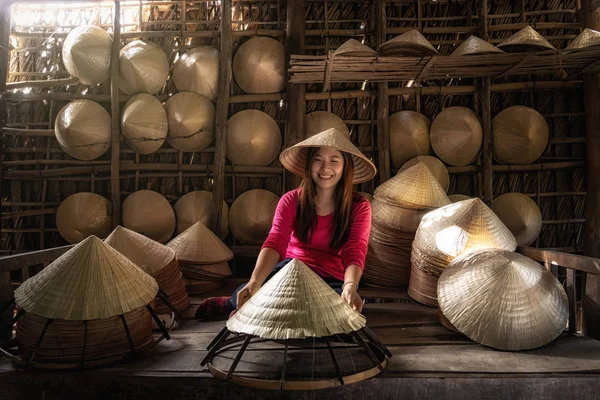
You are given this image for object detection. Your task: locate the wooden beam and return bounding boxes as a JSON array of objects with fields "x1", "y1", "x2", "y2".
[
  {"x1": 479, "y1": 0, "x2": 492, "y2": 206},
  {"x1": 0, "y1": 245, "x2": 74, "y2": 274},
  {"x1": 376, "y1": 0, "x2": 391, "y2": 184},
  {"x1": 110, "y1": 0, "x2": 121, "y2": 229},
  {"x1": 518, "y1": 247, "x2": 600, "y2": 276}
]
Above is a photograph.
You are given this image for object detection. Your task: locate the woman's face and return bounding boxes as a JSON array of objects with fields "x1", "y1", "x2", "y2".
[{"x1": 310, "y1": 147, "x2": 345, "y2": 190}]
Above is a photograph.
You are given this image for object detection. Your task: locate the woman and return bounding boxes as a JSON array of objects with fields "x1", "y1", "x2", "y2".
[{"x1": 195, "y1": 127, "x2": 377, "y2": 319}]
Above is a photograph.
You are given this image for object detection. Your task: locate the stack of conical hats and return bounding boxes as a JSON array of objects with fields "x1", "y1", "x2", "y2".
[
  {"x1": 363, "y1": 163, "x2": 450, "y2": 288},
  {"x1": 14, "y1": 236, "x2": 158, "y2": 368},
  {"x1": 409, "y1": 198, "x2": 517, "y2": 307},
  {"x1": 398, "y1": 155, "x2": 449, "y2": 193},
  {"x1": 167, "y1": 222, "x2": 233, "y2": 294},
  {"x1": 105, "y1": 226, "x2": 190, "y2": 314},
  {"x1": 227, "y1": 258, "x2": 366, "y2": 339}
]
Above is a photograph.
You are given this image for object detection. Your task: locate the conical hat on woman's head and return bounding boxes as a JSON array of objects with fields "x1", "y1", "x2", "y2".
[{"x1": 305, "y1": 111, "x2": 349, "y2": 137}]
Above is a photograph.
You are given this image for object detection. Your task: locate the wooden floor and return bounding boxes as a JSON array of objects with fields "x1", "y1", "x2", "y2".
[{"x1": 1, "y1": 285, "x2": 600, "y2": 399}]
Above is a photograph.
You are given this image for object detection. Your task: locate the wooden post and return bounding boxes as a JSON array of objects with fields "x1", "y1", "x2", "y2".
[
  {"x1": 376, "y1": 0, "x2": 391, "y2": 184},
  {"x1": 211, "y1": 0, "x2": 232, "y2": 235},
  {"x1": 110, "y1": 0, "x2": 121, "y2": 228},
  {"x1": 479, "y1": 0, "x2": 493, "y2": 205}
]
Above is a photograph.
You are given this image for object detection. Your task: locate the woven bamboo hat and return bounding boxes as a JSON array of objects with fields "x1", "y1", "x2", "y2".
[
  {"x1": 56, "y1": 192, "x2": 111, "y2": 244},
  {"x1": 305, "y1": 111, "x2": 349, "y2": 137},
  {"x1": 451, "y1": 35, "x2": 504, "y2": 56},
  {"x1": 566, "y1": 28, "x2": 600, "y2": 50},
  {"x1": 174, "y1": 190, "x2": 229, "y2": 237},
  {"x1": 227, "y1": 109, "x2": 281, "y2": 166},
  {"x1": 233, "y1": 37, "x2": 286, "y2": 94},
  {"x1": 62, "y1": 25, "x2": 112, "y2": 85},
  {"x1": 165, "y1": 92, "x2": 215, "y2": 152},
  {"x1": 332, "y1": 38, "x2": 378, "y2": 57},
  {"x1": 229, "y1": 189, "x2": 279, "y2": 245},
  {"x1": 399, "y1": 155, "x2": 449, "y2": 193},
  {"x1": 279, "y1": 128, "x2": 377, "y2": 184},
  {"x1": 378, "y1": 29, "x2": 439, "y2": 57},
  {"x1": 121, "y1": 94, "x2": 168, "y2": 154},
  {"x1": 122, "y1": 190, "x2": 176, "y2": 244},
  {"x1": 493, "y1": 193, "x2": 542, "y2": 246},
  {"x1": 119, "y1": 40, "x2": 169, "y2": 95},
  {"x1": 497, "y1": 26, "x2": 556, "y2": 53},
  {"x1": 492, "y1": 106, "x2": 549, "y2": 164},
  {"x1": 105, "y1": 225, "x2": 175, "y2": 275},
  {"x1": 173, "y1": 46, "x2": 220, "y2": 100},
  {"x1": 389, "y1": 111, "x2": 431, "y2": 168},
  {"x1": 227, "y1": 258, "x2": 366, "y2": 339},
  {"x1": 448, "y1": 194, "x2": 471, "y2": 203},
  {"x1": 14, "y1": 236, "x2": 158, "y2": 321},
  {"x1": 438, "y1": 249, "x2": 568, "y2": 351},
  {"x1": 167, "y1": 221, "x2": 234, "y2": 264},
  {"x1": 430, "y1": 107, "x2": 482, "y2": 166},
  {"x1": 55, "y1": 100, "x2": 111, "y2": 161}
]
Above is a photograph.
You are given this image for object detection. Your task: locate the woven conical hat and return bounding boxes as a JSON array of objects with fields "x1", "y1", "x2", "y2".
[
  {"x1": 280, "y1": 128, "x2": 377, "y2": 184},
  {"x1": 56, "y1": 192, "x2": 111, "y2": 244},
  {"x1": 174, "y1": 190, "x2": 229, "y2": 237},
  {"x1": 451, "y1": 35, "x2": 504, "y2": 56},
  {"x1": 497, "y1": 26, "x2": 556, "y2": 52},
  {"x1": 227, "y1": 258, "x2": 366, "y2": 339},
  {"x1": 438, "y1": 249, "x2": 568, "y2": 351},
  {"x1": 119, "y1": 40, "x2": 169, "y2": 95},
  {"x1": 122, "y1": 190, "x2": 176, "y2": 244},
  {"x1": 414, "y1": 198, "x2": 517, "y2": 261},
  {"x1": 332, "y1": 38, "x2": 378, "y2": 57},
  {"x1": 389, "y1": 111, "x2": 431, "y2": 168},
  {"x1": 448, "y1": 194, "x2": 471, "y2": 203},
  {"x1": 227, "y1": 109, "x2": 281, "y2": 166},
  {"x1": 566, "y1": 28, "x2": 600, "y2": 50},
  {"x1": 305, "y1": 111, "x2": 349, "y2": 137},
  {"x1": 233, "y1": 37, "x2": 286, "y2": 94},
  {"x1": 173, "y1": 46, "x2": 220, "y2": 100},
  {"x1": 229, "y1": 189, "x2": 279, "y2": 245},
  {"x1": 167, "y1": 221, "x2": 233, "y2": 264},
  {"x1": 14, "y1": 236, "x2": 158, "y2": 321},
  {"x1": 492, "y1": 106, "x2": 549, "y2": 164},
  {"x1": 55, "y1": 100, "x2": 111, "y2": 161},
  {"x1": 105, "y1": 226, "x2": 175, "y2": 275},
  {"x1": 121, "y1": 94, "x2": 168, "y2": 154},
  {"x1": 357, "y1": 191, "x2": 373, "y2": 202},
  {"x1": 165, "y1": 92, "x2": 215, "y2": 152},
  {"x1": 378, "y1": 29, "x2": 439, "y2": 56},
  {"x1": 430, "y1": 107, "x2": 482, "y2": 166},
  {"x1": 62, "y1": 25, "x2": 112, "y2": 85},
  {"x1": 399, "y1": 155, "x2": 449, "y2": 193},
  {"x1": 492, "y1": 193, "x2": 542, "y2": 246},
  {"x1": 375, "y1": 163, "x2": 450, "y2": 209}
]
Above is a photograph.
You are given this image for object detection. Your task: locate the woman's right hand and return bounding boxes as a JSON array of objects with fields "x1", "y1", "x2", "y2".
[{"x1": 236, "y1": 281, "x2": 260, "y2": 309}]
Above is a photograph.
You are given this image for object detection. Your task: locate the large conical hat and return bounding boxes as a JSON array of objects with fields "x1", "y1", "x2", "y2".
[
  {"x1": 62, "y1": 25, "x2": 112, "y2": 85},
  {"x1": 375, "y1": 163, "x2": 450, "y2": 209},
  {"x1": 305, "y1": 111, "x2": 349, "y2": 137},
  {"x1": 56, "y1": 192, "x2": 112, "y2": 244},
  {"x1": 122, "y1": 190, "x2": 176, "y2": 244},
  {"x1": 378, "y1": 29, "x2": 439, "y2": 56},
  {"x1": 173, "y1": 46, "x2": 220, "y2": 100},
  {"x1": 492, "y1": 193, "x2": 542, "y2": 246},
  {"x1": 492, "y1": 106, "x2": 549, "y2": 165},
  {"x1": 227, "y1": 109, "x2": 281, "y2": 166},
  {"x1": 174, "y1": 190, "x2": 229, "y2": 237},
  {"x1": 451, "y1": 35, "x2": 504, "y2": 56},
  {"x1": 119, "y1": 40, "x2": 169, "y2": 95},
  {"x1": 105, "y1": 226, "x2": 175, "y2": 275},
  {"x1": 121, "y1": 93, "x2": 168, "y2": 154},
  {"x1": 438, "y1": 249, "x2": 568, "y2": 351},
  {"x1": 279, "y1": 128, "x2": 377, "y2": 184},
  {"x1": 389, "y1": 111, "x2": 431, "y2": 168},
  {"x1": 566, "y1": 28, "x2": 600, "y2": 50},
  {"x1": 165, "y1": 92, "x2": 215, "y2": 152},
  {"x1": 229, "y1": 189, "x2": 279, "y2": 245},
  {"x1": 227, "y1": 258, "x2": 366, "y2": 339},
  {"x1": 332, "y1": 38, "x2": 378, "y2": 57},
  {"x1": 399, "y1": 155, "x2": 449, "y2": 193},
  {"x1": 14, "y1": 236, "x2": 158, "y2": 321},
  {"x1": 430, "y1": 107, "x2": 482, "y2": 166},
  {"x1": 233, "y1": 37, "x2": 286, "y2": 94},
  {"x1": 497, "y1": 26, "x2": 556, "y2": 52},
  {"x1": 167, "y1": 221, "x2": 233, "y2": 264}
]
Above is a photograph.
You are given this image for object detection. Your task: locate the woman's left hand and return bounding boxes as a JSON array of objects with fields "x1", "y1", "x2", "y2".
[{"x1": 341, "y1": 283, "x2": 363, "y2": 313}]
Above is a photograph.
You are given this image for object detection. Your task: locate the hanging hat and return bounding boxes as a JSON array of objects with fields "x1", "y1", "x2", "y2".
[
  {"x1": 451, "y1": 35, "x2": 504, "y2": 56},
  {"x1": 332, "y1": 38, "x2": 378, "y2": 57},
  {"x1": 430, "y1": 106, "x2": 482, "y2": 166},
  {"x1": 122, "y1": 190, "x2": 176, "y2": 244},
  {"x1": 493, "y1": 193, "x2": 542, "y2": 246},
  {"x1": 492, "y1": 106, "x2": 549, "y2": 165},
  {"x1": 173, "y1": 46, "x2": 220, "y2": 100},
  {"x1": 119, "y1": 40, "x2": 169, "y2": 95},
  {"x1": 174, "y1": 190, "x2": 229, "y2": 237},
  {"x1": 227, "y1": 258, "x2": 366, "y2": 339},
  {"x1": 279, "y1": 128, "x2": 377, "y2": 184},
  {"x1": 233, "y1": 37, "x2": 286, "y2": 94},
  {"x1": 165, "y1": 92, "x2": 215, "y2": 152},
  {"x1": 62, "y1": 25, "x2": 112, "y2": 85},
  {"x1": 438, "y1": 249, "x2": 568, "y2": 351},
  {"x1": 497, "y1": 26, "x2": 556, "y2": 53},
  {"x1": 227, "y1": 109, "x2": 282, "y2": 166},
  {"x1": 399, "y1": 155, "x2": 449, "y2": 193},
  {"x1": 56, "y1": 192, "x2": 112, "y2": 244},
  {"x1": 121, "y1": 94, "x2": 168, "y2": 154},
  {"x1": 15, "y1": 236, "x2": 158, "y2": 321},
  {"x1": 448, "y1": 194, "x2": 471, "y2": 203},
  {"x1": 566, "y1": 28, "x2": 600, "y2": 50},
  {"x1": 55, "y1": 100, "x2": 111, "y2": 161},
  {"x1": 229, "y1": 189, "x2": 279, "y2": 245},
  {"x1": 389, "y1": 111, "x2": 431, "y2": 169},
  {"x1": 305, "y1": 111, "x2": 349, "y2": 137},
  {"x1": 378, "y1": 29, "x2": 439, "y2": 57},
  {"x1": 167, "y1": 221, "x2": 233, "y2": 264}
]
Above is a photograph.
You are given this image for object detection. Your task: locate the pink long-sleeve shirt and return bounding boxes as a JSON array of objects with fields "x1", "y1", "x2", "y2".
[{"x1": 261, "y1": 188, "x2": 372, "y2": 281}]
